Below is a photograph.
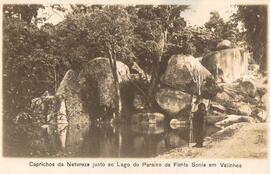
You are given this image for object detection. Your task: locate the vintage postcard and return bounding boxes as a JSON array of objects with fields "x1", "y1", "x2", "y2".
[{"x1": 0, "y1": 0, "x2": 269, "y2": 173}]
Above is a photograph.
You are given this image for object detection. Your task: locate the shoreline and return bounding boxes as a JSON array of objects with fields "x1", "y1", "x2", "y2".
[{"x1": 157, "y1": 122, "x2": 267, "y2": 158}]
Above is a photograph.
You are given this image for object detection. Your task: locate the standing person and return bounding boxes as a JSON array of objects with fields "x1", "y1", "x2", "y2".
[{"x1": 193, "y1": 103, "x2": 206, "y2": 148}]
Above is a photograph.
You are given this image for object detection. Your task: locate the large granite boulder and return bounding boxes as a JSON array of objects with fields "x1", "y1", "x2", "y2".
[
  {"x1": 160, "y1": 54, "x2": 214, "y2": 96},
  {"x1": 202, "y1": 48, "x2": 249, "y2": 83},
  {"x1": 31, "y1": 69, "x2": 89, "y2": 124},
  {"x1": 56, "y1": 69, "x2": 89, "y2": 124},
  {"x1": 78, "y1": 57, "x2": 130, "y2": 85},
  {"x1": 77, "y1": 57, "x2": 130, "y2": 116},
  {"x1": 155, "y1": 87, "x2": 192, "y2": 115},
  {"x1": 157, "y1": 54, "x2": 222, "y2": 115}
]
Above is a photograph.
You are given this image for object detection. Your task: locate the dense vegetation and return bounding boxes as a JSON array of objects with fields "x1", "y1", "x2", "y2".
[
  {"x1": 233, "y1": 5, "x2": 268, "y2": 70},
  {"x1": 2, "y1": 4, "x2": 267, "y2": 119}
]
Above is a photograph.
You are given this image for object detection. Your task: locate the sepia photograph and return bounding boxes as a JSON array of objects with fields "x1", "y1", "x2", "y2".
[{"x1": 0, "y1": 0, "x2": 268, "y2": 169}]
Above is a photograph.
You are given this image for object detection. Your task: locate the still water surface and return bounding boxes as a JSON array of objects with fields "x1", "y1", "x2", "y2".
[{"x1": 4, "y1": 119, "x2": 220, "y2": 158}]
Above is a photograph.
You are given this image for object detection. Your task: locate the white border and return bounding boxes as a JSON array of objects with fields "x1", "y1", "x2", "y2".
[{"x1": 0, "y1": 0, "x2": 269, "y2": 174}]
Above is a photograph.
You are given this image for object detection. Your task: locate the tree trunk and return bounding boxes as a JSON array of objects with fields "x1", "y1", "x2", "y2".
[
  {"x1": 148, "y1": 59, "x2": 159, "y2": 107},
  {"x1": 164, "y1": 28, "x2": 168, "y2": 43},
  {"x1": 54, "y1": 66, "x2": 58, "y2": 93},
  {"x1": 148, "y1": 33, "x2": 165, "y2": 108},
  {"x1": 108, "y1": 48, "x2": 122, "y2": 120},
  {"x1": 54, "y1": 64, "x2": 60, "y2": 93}
]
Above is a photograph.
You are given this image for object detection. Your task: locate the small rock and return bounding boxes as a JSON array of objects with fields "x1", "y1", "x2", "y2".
[
  {"x1": 210, "y1": 103, "x2": 226, "y2": 113},
  {"x1": 237, "y1": 103, "x2": 252, "y2": 116},
  {"x1": 257, "y1": 110, "x2": 267, "y2": 122},
  {"x1": 215, "y1": 115, "x2": 254, "y2": 127},
  {"x1": 41, "y1": 124, "x2": 49, "y2": 129},
  {"x1": 248, "y1": 64, "x2": 260, "y2": 72},
  {"x1": 205, "y1": 115, "x2": 226, "y2": 125},
  {"x1": 169, "y1": 119, "x2": 187, "y2": 129},
  {"x1": 170, "y1": 118, "x2": 181, "y2": 125},
  {"x1": 260, "y1": 92, "x2": 267, "y2": 108},
  {"x1": 215, "y1": 85, "x2": 235, "y2": 103}
]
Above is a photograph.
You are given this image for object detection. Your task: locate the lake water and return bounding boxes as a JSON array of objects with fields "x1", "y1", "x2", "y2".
[{"x1": 4, "y1": 118, "x2": 220, "y2": 158}]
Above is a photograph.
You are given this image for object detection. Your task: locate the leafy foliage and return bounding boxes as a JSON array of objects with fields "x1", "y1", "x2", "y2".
[
  {"x1": 4, "y1": 4, "x2": 247, "y2": 117},
  {"x1": 233, "y1": 5, "x2": 267, "y2": 70},
  {"x1": 205, "y1": 11, "x2": 239, "y2": 47},
  {"x1": 3, "y1": 17, "x2": 56, "y2": 114},
  {"x1": 3, "y1": 4, "x2": 44, "y2": 24}
]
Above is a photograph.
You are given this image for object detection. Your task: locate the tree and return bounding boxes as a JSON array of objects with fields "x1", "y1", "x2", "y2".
[
  {"x1": 71, "y1": 6, "x2": 134, "y2": 119},
  {"x1": 204, "y1": 11, "x2": 226, "y2": 46},
  {"x1": 3, "y1": 4, "x2": 68, "y2": 117},
  {"x1": 3, "y1": 4, "x2": 44, "y2": 24},
  {"x1": 95, "y1": 6, "x2": 134, "y2": 119},
  {"x1": 204, "y1": 11, "x2": 240, "y2": 48},
  {"x1": 3, "y1": 17, "x2": 57, "y2": 115},
  {"x1": 233, "y1": 5, "x2": 267, "y2": 70},
  {"x1": 132, "y1": 5, "x2": 189, "y2": 107},
  {"x1": 168, "y1": 26, "x2": 216, "y2": 57},
  {"x1": 205, "y1": 11, "x2": 225, "y2": 33}
]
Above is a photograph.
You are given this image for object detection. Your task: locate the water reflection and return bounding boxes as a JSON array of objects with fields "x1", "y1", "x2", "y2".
[
  {"x1": 6, "y1": 119, "x2": 220, "y2": 157},
  {"x1": 44, "y1": 123, "x2": 191, "y2": 157},
  {"x1": 131, "y1": 124, "x2": 165, "y2": 135}
]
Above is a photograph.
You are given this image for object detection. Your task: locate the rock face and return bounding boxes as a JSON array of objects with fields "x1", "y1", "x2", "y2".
[
  {"x1": 56, "y1": 69, "x2": 89, "y2": 124},
  {"x1": 155, "y1": 87, "x2": 192, "y2": 114},
  {"x1": 160, "y1": 54, "x2": 212, "y2": 95},
  {"x1": 30, "y1": 58, "x2": 131, "y2": 123},
  {"x1": 77, "y1": 57, "x2": 130, "y2": 116},
  {"x1": 157, "y1": 54, "x2": 221, "y2": 116},
  {"x1": 203, "y1": 46, "x2": 267, "y2": 125},
  {"x1": 238, "y1": 75, "x2": 257, "y2": 97},
  {"x1": 215, "y1": 91, "x2": 252, "y2": 116},
  {"x1": 31, "y1": 70, "x2": 89, "y2": 124},
  {"x1": 78, "y1": 57, "x2": 130, "y2": 85},
  {"x1": 202, "y1": 48, "x2": 249, "y2": 83}
]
